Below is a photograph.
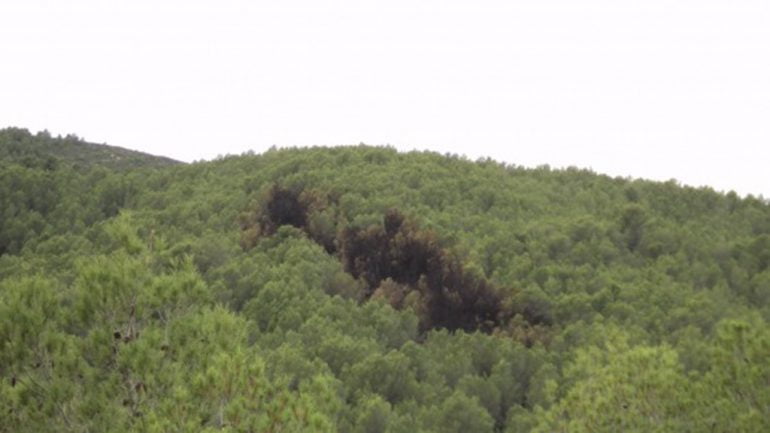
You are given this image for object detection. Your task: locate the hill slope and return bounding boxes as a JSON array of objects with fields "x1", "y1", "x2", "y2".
[
  {"x1": 1, "y1": 132, "x2": 768, "y2": 432},
  {"x1": 0, "y1": 127, "x2": 180, "y2": 171}
]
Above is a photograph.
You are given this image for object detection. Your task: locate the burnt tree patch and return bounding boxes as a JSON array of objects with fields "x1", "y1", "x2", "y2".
[
  {"x1": 240, "y1": 185, "x2": 337, "y2": 253},
  {"x1": 265, "y1": 187, "x2": 308, "y2": 231},
  {"x1": 241, "y1": 185, "x2": 548, "y2": 336},
  {"x1": 340, "y1": 209, "x2": 505, "y2": 333}
]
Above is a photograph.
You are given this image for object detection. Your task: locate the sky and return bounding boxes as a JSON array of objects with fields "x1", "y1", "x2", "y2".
[{"x1": 1, "y1": 1, "x2": 768, "y2": 197}]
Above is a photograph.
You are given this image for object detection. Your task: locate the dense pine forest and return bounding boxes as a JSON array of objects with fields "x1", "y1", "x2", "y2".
[{"x1": 1, "y1": 126, "x2": 768, "y2": 432}]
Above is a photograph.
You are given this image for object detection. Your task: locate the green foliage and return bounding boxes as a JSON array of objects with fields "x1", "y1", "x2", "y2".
[
  {"x1": 532, "y1": 332, "x2": 692, "y2": 432},
  {"x1": 2, "y1": 131, "x2": 770, "y2": 431},
  {"x1": 532, "y1": 320, "x2": 770, "y2": 433},
  {"x1": 430, "y1": 390, "x2": 495, "y2": 433},
  {"x1": 0, "y1": 127, "x2": 179, "y2": 171}
]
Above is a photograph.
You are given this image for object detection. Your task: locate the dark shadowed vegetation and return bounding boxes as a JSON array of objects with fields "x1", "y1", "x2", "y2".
[{"x1": 243, "y1": 192, "x2": 512, "y2": 334}]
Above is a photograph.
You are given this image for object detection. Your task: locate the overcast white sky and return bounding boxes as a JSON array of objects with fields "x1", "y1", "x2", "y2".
[{"x1": 1, "y1": 1, "x2": 768, "y2": 196}]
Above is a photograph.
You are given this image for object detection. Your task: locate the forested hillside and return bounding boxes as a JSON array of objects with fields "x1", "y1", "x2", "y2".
[{"x1": 1, "y1": 127, "x2": 768, "y2": 432}]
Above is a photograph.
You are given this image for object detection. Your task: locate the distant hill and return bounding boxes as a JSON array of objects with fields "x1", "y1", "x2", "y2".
[{"x1": 0, "y1": 127, "x2": 181, "y2": 171}]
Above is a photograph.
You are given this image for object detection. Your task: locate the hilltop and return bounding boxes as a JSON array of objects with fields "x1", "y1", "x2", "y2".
[{"x1": 1, "y1": 130, "x2": 768, "y2": 432}]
